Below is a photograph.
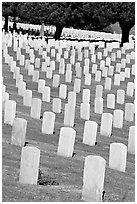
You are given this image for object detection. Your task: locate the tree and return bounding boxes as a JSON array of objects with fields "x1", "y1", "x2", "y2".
[
  {"x1": 2, "y1": 2, "x2": 135, "y2": 45},
  {"x1": 2, "y1": 2, "x2": 23, "y2": 32}
]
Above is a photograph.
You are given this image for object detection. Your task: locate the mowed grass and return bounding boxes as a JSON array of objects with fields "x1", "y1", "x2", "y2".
[{"x1": 2, "y1": 42, "x2": 135, "y2": 202}]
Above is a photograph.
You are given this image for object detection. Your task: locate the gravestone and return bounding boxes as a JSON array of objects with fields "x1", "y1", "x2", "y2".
[
  {"x1": 73, "y1": 79, "x2": 81, "y2": 93},
  {"x1": 64, "y1": 104, "x2": 75, "y2": 127},
  {"x1": 32, "y1": 70, "x2": 39, "y2": 82},
  {"x1": 16, "y1": 74, "x2": 23, "y2": 87},
  {"x1": 108, "y1": 66, "x2": 114, "y2": 76},
  {"x1": 85, "y1": 74, "x2": 91, "y2": 86},
  {"x1": 4, "y1": 100, "x2": 16, "y2": 125},
  {"x1": 104, "y1": 77, "x2": 111, "y2": 90},
  {"x1": 83, "y1": 66, "x2": 89, "y2": 75},
  {"x1": 83, "y1": 121, "x2": 98, "y2": 146},
  {"x1": 35, "y1": 58, "x2": 40, "y2": 68},
  {"x1": 92, "y1": 64, "x2": 97, "y2": 74},
  {"x1": 52, "y1": 74, "x2": 60, "y2": 87},
  {"x1": 120, "y1": 72, "x2": 125, "y2": 81},
  {"x1": 42, "y1": 112, "x2": 55, "y2": 134},
  {"x1": 46, "y1": 67, "x2": 53, "y2": 79},
  {"x1": 126, "y1": 82, "x2": 134, "y2": 97},
  {"x1": 117, "y1": 89, "x2": 125, "y2": 104},
  {"x1": 19, "y1": 146, "x2": 40, "y2": 185},
  {"x1": 76, "y1": 66, "x2": 82, "y2": 78},
  {"x1": 113, "y1": 109, "x2": 123, "y2": 128},
  {"x1": 94, "y1": 97, "x2": 103, "y2": 114},
  {"x1": 116, "y1": 63, "x2": 121, "y2": 73},
  {"x1": 109, "y1": 143, "x2": 127, "y2": 172},
  {"x1": 106, "y1": 57, "x2": 111, "y2": 66},
  {"x1": 102, "y1": 67, "x2": 108, "y2": 78},
  {"x1": 125, "y1": 103, "x2": 134, "y2": 122},
  {"x1": 41, "y1": 62, "x2": 47, "y2": 72},
  {"x1": 80, "y1": 103, "x2": 90, "y2": 120},
  {"x1": 107, "y1": 94, "x2": 115, "y2": 109},
  {"x1": 114, "y1": 74, "x2": 120, "y2": 86},
  {"x1": 82, "y1": 155, "x2": 106, "y2": 202},
  {"x1": 59, "y1": 84, "x2": 67, "y2": 99},
  {"x1": 95, "y1": 85, "x2": 103, "y2": 98},
  {"x1": 23, "y1": 90, "x2": 32, "y2": 107},
  {"x1": 11, "y1": 118, "x2": 27, "y2": 147},
  {"x1": 82, "y1": 89, "x2": 90, "y2": 103},
  {"x1": 13, "y1": 67, "x2": 20, "y2": 79},
  {"x1": 38, "y1": 79, "x2": 45, "y2": 93},
  {"x1": 25, "y1": 59, "x2": 30, "y2": 69},
  {"x1": 57, "y1": 127, "x2": 76, "y2": 157},
  {"x1": 65, "y1": 70, "x2": 72, "y2": 83},
  {"x1": 128, "y1": 126, "x2": 135, "y2": 154},
  {"x1": 100, "y1": 113, "x2": 113, "y2": 137},
  {"x1": 52, "y1": 98, "x2": 61, "y2": 113},
  {"x1": 28, "y1": 64, "x2": 34, "y2": 76},
  {"x1": 125, "y1": 68, "x2": 130, "y2": 78},
  {"x1": 30, "y1": 98, "x2": 41, "y2": 119},
  {"x1": 42, "y1": 86, "x2": 50, "y2": 102},
  {"x1": 18, "y1": 81, "x2": 26, "y2": 97},
  {"x1": 2, "y1": 92, "x2": 9, "y2": 111},
  {"x1": 95, "y1": 71, "x2": 101, "y2": 82}
]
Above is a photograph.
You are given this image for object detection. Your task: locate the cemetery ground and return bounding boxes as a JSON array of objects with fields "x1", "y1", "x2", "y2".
[{"x1": 2, "y1": 44, "x2": 135, "y2": 202}]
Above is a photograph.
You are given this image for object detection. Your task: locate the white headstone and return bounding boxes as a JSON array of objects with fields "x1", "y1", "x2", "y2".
[
  {"x1": 59, "y1": 84, "x2": 67, "y2": 99},
  {"x1": 85, "y1": 74, "x2": 91, "y2": 86},
  {"x1": 113, "y1": 109, "x2": 124, "y2": 128},
  {"x1": 52, "y1": 98, "x2": 61, "y2": 113},
  {"x1": 125, "y1": 68, "x2": 130, "y2": 78},
  {"x1": 100, "y1": 113, "x2": 113, "y2": 137},
  {"x1": 82, "y1": 155, "x2": 106, "y2": 202},
  {"x1": 114, "y1": 74, "x2": 120, "y2": 86},
  {"x1": 23, "y1": 90, "x2": 32, "y2": 107},
  {"x1": 11, "y1": 118, "x2": 27, "y2": 147},
  {"x1": 128, "y1": 126, "x2": 135, "y2": 154},
  {"x1": 65, "y1": 70, "x2": 72, "y2": 83},
  {"x1": 57, "y1": 127, "x2": 76, "y2": 157},
  {"x1": 42, "y1": 86, "x2": 50, "y2": 102},
  {"x1": 4, "y1": 100, "x2": 16, "y2": 125},
  {"x1": 107, "y1": 94, "x2": 115, "y2": 109},
  {"x1": 64, "y1": 104, "x2": 75, "y2": 127},
  {"x1": 42, "y1": 112, "x2": 55, "y2": 134},
  {"x1": 95, "y1": 85, "x2": 103, "y2": 98},
  {"x1": 2, "y1": 91, "x2": 9, "y2": 110},
  {"x1": 117, "y1": 89, "x2": 125, "y2": 104},
  {"x1": 82, "y1": 89, "x2": 90, "y2": 103},
  {"x1": 108, "y1": 66, "x2": 114, "y2": 76},
  {"x1": 102, "y1": 67, "x2": 108, "y2": 78},
  {"x1": 38, "y1": 79, "x2": 45, "y2": 93},
  {"x1": 30, "y1": 98, "x2": 41, "y2": 119},
  {"x1": 94, "y1": 97, "x2": 103, "y2": 114},
  {"x1": 95, "y1": 71, "x2": 101, "y2": 82},
  {"x1": 18, "y1": 81, "x2": 26, "y2": 97},
  {"x1": 19, "y1": 146, "x2": 40, "y2": 185},
  {"x1": 32, "y1": 70, "x2": 39, "y2": 82},
  {"x1": 80, "y1": 103, "x2": 90, "y2": 120},
  {"x1": 73, "y1": 79, "x2": 81, "y2": 93},
  {"x1": 109, "y1": 143, "x2": 127, "y2": 172},
  {"x1": 125, "y1": 103, "x2": 134, "y2": 122},
  {"x1": 52, "y1": 74, "x2": 60, "y2": 87},
  {"x1": 104, "y1": 77, "x2": 111, "y2": 90},
  {"x1": 83, "y1": 121, "x2": 98, "y2": 146},
  {"x1": 28, "y1": 64, "x2": 34, "y2": 76},
  {"x1": 126, "y1": 82, "x2": 134, "y2": 97}
]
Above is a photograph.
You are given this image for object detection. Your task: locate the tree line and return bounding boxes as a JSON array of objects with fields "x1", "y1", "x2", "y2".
[{"x1": 2, "y1": 2, "x2": 135, "y2": 46}]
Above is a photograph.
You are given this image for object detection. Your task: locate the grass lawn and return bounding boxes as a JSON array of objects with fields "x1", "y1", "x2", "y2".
[{"x1": 2, "y1": 41, "x2": 135, "y2": 202}]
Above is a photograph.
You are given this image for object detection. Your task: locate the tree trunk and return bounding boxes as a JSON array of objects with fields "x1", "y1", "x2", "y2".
[
  {"x1": 13, "y1": 17, "x2": 17, "y2": 31},
  {"x1": 54, "y1": 25, "x2": 63, "y2": 40},
  {"x1": 4, "y1": 15, "x2": 8, "y2": 32},
  {"x1": 119, "y1": 22, "x2": 132, "y2": 47}
]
